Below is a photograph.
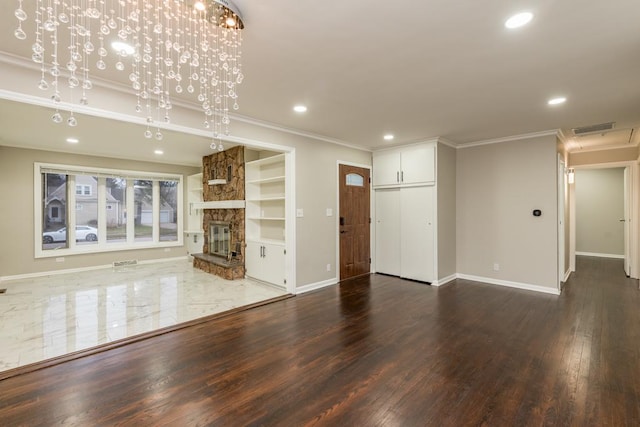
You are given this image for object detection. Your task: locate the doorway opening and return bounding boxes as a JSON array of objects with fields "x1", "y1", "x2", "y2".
[{"x1": 570, "y1": 165, "x2": 635, "y2": 278}]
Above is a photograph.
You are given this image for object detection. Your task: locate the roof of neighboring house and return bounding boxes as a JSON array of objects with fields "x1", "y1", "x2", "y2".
[{"x1": 46, "y1": 176, "x2": 119, "y2": 204}]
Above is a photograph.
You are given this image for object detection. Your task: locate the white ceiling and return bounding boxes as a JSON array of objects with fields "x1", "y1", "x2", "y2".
[{"x1": 0, "y1": 0, "x2": 639, "y2": 163}]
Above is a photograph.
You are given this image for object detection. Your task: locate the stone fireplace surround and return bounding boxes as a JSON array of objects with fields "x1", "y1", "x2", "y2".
[{"x1": 193, "y1": 146, "x2": 246, "y2": 280}]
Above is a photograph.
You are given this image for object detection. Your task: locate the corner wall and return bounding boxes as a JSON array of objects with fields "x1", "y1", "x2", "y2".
[
  {"x1": 437, "y1": 143, "x2": 456, "y2": 280},
  {"x1": 456, "y1": 135, "x2": 558, "y2": 291}
]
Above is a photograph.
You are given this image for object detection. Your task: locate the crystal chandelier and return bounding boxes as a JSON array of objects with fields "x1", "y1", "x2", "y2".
[{"x1": 13, "y1": 0, "x2": 245, "y2": 151}]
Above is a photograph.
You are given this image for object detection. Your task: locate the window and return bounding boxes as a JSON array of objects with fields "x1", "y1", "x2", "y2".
[
  {"x1": 75, "y1": 184, "x2": 91, "y2": 196},
  {"x1": 346, "y1": 173, "x2": 365, "y2": 187},
  {"x1": 36, "y1": 163, "x2": 183, "y2": 258}
]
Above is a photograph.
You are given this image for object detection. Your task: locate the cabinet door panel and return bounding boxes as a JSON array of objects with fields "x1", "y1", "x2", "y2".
[
  {"x1": 262, "y1": 242, "x2": 286, "y2": 286},
  {"x1": 401, "y1": 145, "x2": 435, "y2": 185},
  {"x1": 375, "y1": 189, "x2": 401, "y2": 276},
  {"x1": 245, "y1": 241, "x2": 263, "y2": 280},
  {"x1": 372, "y1": 151, "x2": 401, "y2": 187},
  {"x1": 400, "y1": 186, "x2": 435, "y2": 282}
]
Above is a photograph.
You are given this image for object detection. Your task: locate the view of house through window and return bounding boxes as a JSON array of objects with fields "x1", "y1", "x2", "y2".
[
  {"x1": 42, "y1": 173, "x2": 68, "y2": 250},
  {"x1": 38, "y1": 164, "x2": 182, "y2": 256},
  {"x1": 75, "y1": 175, "x2": 98, "y2": 246}
]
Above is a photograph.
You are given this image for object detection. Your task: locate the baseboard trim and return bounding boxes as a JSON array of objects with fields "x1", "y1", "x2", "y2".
[
  {"x1": 432, "y1": 274, "x2": 456, "y2": 287},
  {"x1": 563, "y1": 269, "x2": 572, "y2": 283},
  {"x1": 576, "y1": 252, "x2": 624, "y2": 259},
  {"x1": 296, "y1": 278, "x2": 338, "y2": 294},
  {"x1": 456, "y1": 274, "x2": 561, "y2": 295},
  {"x1": 0, "y1": 256, "x2": 189, "y2": 283}
]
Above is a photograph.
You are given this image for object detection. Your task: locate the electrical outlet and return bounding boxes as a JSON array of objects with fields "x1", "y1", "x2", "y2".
[
  {"x1": 493, "y1": 263, "x2": 500, "y2": 271},
  {"x1": 326, "y1": 263, "x2": 331, "y2": 272},
  {"x1": 296, "y1": 208, "x2": 304, "y2": 218},
  {"x1": 55, "y1": 257, "x2": 65, "y2": 263}
]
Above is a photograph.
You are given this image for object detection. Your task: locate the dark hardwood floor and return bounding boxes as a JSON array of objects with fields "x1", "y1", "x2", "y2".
[{"x1": 1, "y1": 256, "x2": 639, "y2": 426}]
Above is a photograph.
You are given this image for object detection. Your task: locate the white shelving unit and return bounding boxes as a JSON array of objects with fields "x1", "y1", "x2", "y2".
[
  {"x1": 245, "y1": 153, "x2": 286, "y2": 287},
  {"x1": 185, "y1": 172, "x2": 204, "y2": 255}
]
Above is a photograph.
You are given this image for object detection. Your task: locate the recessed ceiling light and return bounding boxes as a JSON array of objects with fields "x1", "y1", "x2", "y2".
[
  {"x1": 548, "y1": 97, "x2": 567, "y2": 105},
  {"x1": 66, "y1": 137, "x2": 79, "y2": 144},
  {"x1": 383, "y1": 134, "x2": 394, "y2": 141},
  {"x1": 111, "y1": 41, "x2": 135, "y2": 56},
  {"x1": 293, "y1": 105, "x2": 307, "y2": 113},
  {"x1": 154, "y1": 150, "x2": 164, "y2": 155},
  {"x1": 505, "y1": 12, "x2": 533, "y2": 29}
]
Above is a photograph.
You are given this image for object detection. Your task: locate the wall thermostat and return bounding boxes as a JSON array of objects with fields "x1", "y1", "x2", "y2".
[{"x1": 533, "y1": 209, "x2": 542, "y2": 217}]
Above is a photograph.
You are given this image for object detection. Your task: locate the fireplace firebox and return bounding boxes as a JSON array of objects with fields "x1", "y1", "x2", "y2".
[{"x1": 209, "y1": 221, "x2": 231, "y2": 259}]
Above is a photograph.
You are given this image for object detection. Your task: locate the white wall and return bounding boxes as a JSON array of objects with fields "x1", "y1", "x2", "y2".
[
  {"x1": 575, "y1": 168, "x2": 624, "y2": 256},
  {"x1": 456, "y1": 135, "x2": 558, "y2": 291}
]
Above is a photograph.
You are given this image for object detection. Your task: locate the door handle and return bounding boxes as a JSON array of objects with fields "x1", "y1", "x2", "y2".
[
  {"x1": 401, "y1": 171, "x2": 404, "y2": 182},
  {"x1": 340, "y1": 230, "x2": 347, "y2": 234},
  {"x1": 620, "y1": 219, "x2": 626, "y2": 222},
  {"x1": 263, "y1": 245, "x2": 266, "y2": 257},
  {"x1": 397, "y1": 171, "x2": 399, "y2": 182}
]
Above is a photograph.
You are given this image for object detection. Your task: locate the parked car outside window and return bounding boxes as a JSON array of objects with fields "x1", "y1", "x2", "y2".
[{"x1": 43, "y1": 226, "x2": 98, "y2": 243}]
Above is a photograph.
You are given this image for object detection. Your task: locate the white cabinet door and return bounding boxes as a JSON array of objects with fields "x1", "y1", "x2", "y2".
[
  {"x1": 245, "y1": 241, "x2": 264, "y2": 280},
  {"x1": 375, "y1": 189, "x2": 401, "y2": 276},
  {"x1": 261, "y1": 242, "x2": 286, "y2": 286},
  {"x1": 401, "y1": 145, "x2": 435, "y2": 185},
  {"x1": 373, "y1": 144, "x2": 435, "y2": 188},
  {"x1": 400, "y1": 186, "x2": 435, "y2": 282},
  {"x1": 245, "y1": 241, "x2": 285, "y2": 287},
  {"x1": 372, "y1": 150, "x2": 401, "y2": 187}
]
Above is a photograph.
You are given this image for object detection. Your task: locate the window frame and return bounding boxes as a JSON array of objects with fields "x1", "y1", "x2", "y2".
[{"x1": 35, "y1": 162, "x2": 183, "y2": 259}]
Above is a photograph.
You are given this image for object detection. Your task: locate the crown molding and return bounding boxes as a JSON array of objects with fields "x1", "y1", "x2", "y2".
[
  {"x1": 457, "y1": 129, "x2": 560, "y2": 149},
  {"x1": 568, "y1": 143, "x2": 639, "y2": 154}
]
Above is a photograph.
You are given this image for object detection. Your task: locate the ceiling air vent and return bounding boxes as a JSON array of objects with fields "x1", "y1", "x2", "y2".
[{"x1": 572, "y1": 122, "x2": 616, "y2": 136}]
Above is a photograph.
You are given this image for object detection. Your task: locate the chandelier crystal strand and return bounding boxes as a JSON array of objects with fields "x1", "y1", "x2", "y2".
[{"x1": 15, "y1": 0, "x2": 244, "y2": 146}]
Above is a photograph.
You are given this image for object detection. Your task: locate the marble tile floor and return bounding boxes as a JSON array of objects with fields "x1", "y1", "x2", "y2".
[{"x1": 0, "y1": 260, "x2": 286, "y2": 372}]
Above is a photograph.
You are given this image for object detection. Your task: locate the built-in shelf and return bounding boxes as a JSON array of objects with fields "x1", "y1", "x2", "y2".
[
  {"x1": 247, "y1": 216, "x2": 285, "y2": 221},
  {"x1": 207, "y1": 179, "x2": 227, "y2": 185},
  {"x1": 192, "y1": 200, "x2": 246, "y2": 210},
  {"x1": 245, "y1": 152, "x2": 286, "y2": 287},
  {"x1": 246, "y1": 175, "x2": 285, "y2": 185},
  {"x1": 246, "y1": 195, "x2": 285, "y2": 202},
  {"x1": 246, "y1": 153, "x2": 285, "y2": 168}
]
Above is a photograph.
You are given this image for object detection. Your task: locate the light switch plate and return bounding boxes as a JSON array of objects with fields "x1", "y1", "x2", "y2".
[
  {"x1": 296, "y1": 208, "x2": 304, "y2": 218},
  {"x1": 326, "y1": 208, "x2": 333, "y2": 217}
]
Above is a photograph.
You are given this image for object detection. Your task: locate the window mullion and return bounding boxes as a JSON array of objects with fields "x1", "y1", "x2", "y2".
[
  {"x1": 68, "y1": 175, "x2": 77, "y2": 250},
  {"x1": 152, "y1": 181, "x2": 160, "y2": 243},
  {"x1": 126, "y1": 180, "x2": 135, "y2": 244},
  {"x1": 98, "y1": 177, "x2": 106, "y2": 246}
]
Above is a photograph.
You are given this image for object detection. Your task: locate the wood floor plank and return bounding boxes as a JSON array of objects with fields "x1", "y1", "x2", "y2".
[{"x1": 1, "y1": 256, "x2": 639, "y2": 426}]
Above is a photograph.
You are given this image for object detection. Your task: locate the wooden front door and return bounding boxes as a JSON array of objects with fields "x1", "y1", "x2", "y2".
[{"x1": 339, "y1": 164, "x2": 371, "y2": 280}]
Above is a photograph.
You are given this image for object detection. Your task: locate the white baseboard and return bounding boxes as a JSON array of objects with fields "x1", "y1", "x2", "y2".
[
  {"x1": 576, "y1": 251, "x2": 624, "y2": 259},
  {"x1": 0, "y1": 256, "x2": 189, "y2": 283},
  {"x1": 295, "y1": 278, "x2": 337, "y2": 294},
  {"x1": 456, "y1": 274, "x2": 561, "y2": 295},
  {"x1": 432, "y1": 274, "x2": 456, "y2": 287},
  {"x1": 563, "y1": 269, "x2": 571, "y2": 283}
]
